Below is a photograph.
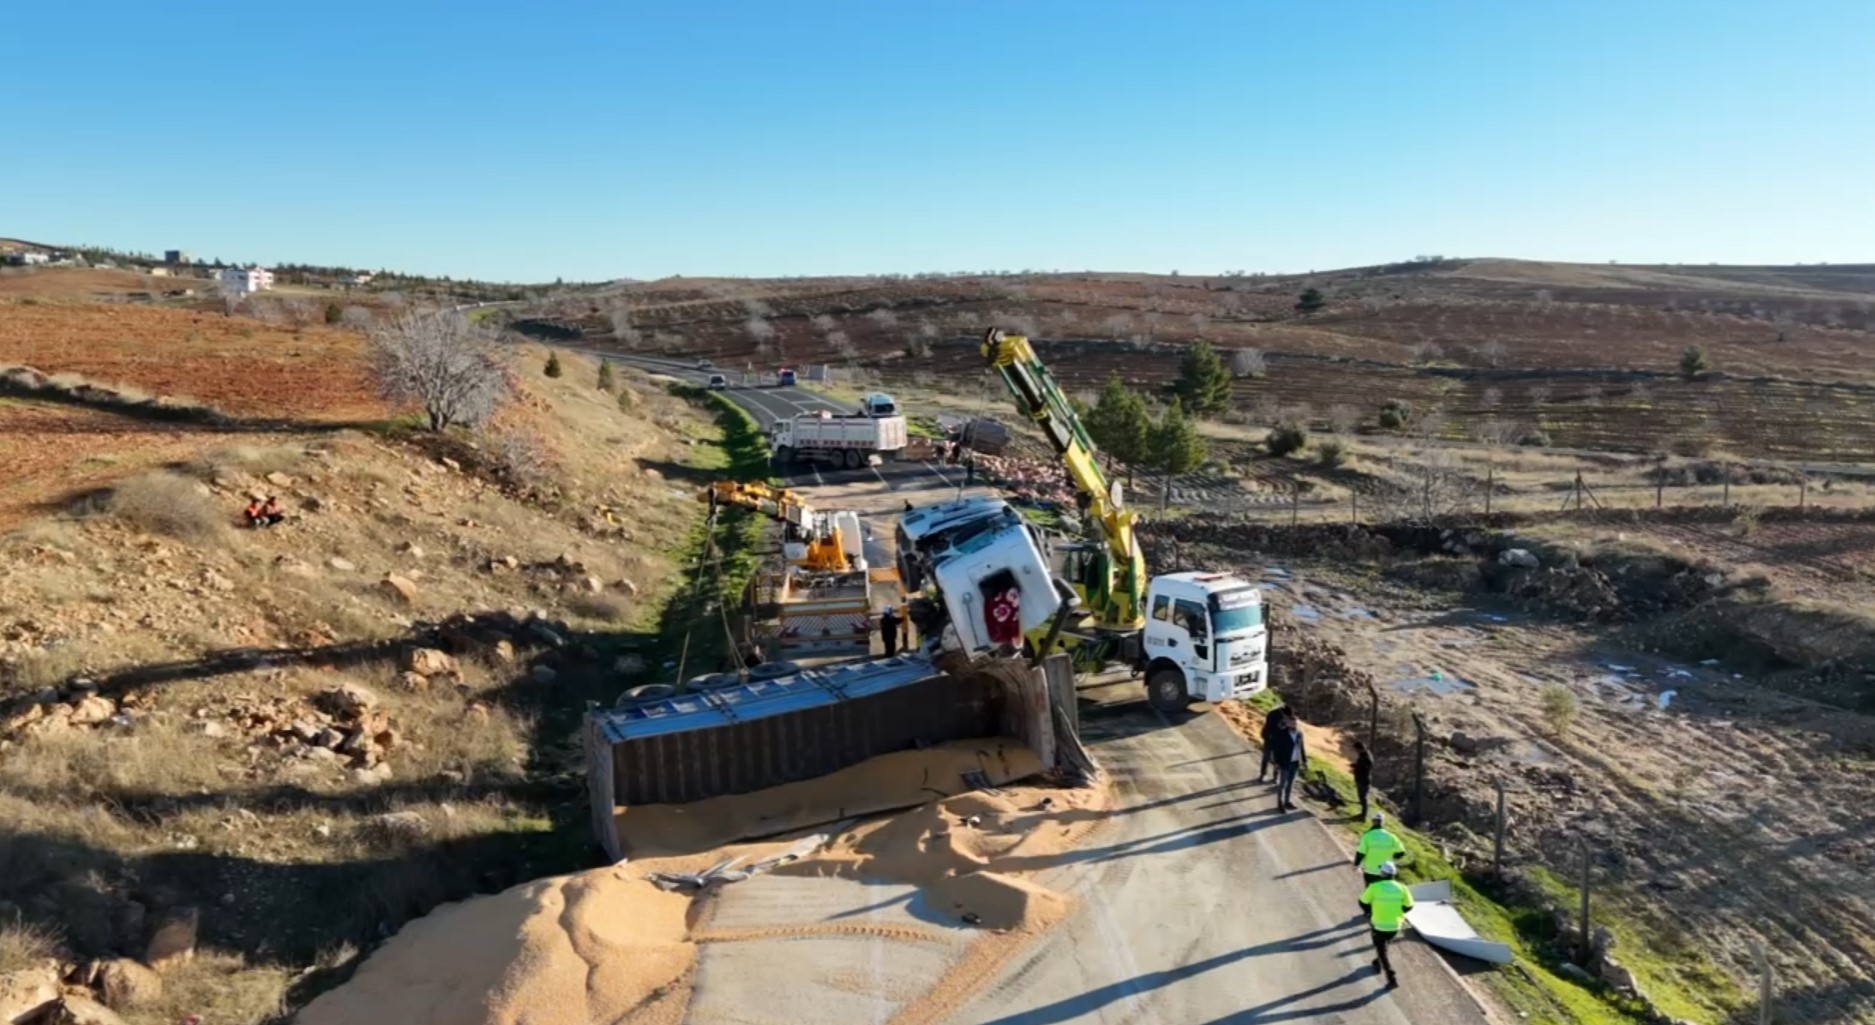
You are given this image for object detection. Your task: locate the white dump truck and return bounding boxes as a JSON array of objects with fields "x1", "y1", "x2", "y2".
[{"x1": 771, "y1": 410, "x2": 908, "y2": 469}]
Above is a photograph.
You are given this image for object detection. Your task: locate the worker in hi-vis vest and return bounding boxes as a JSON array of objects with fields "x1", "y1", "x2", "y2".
[
  {"x1": 1359, "y1": 862, "x2": 1414, "y2": 989},
  {"x1": 1353, "y1": 812, "x2": 1407, "y2": 908}
]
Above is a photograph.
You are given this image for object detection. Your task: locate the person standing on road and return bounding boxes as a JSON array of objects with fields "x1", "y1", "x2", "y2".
[
  {"x1": 1267, "y1": 711, "x2": 1306, "y2": 812},
  {"x1": 1352, "y1": 740, "x2": 1375, "y2": 820},
  {"x1": 1354, "y1": 812, "x2": 1408, "y2": 902},
  {"x1": 1257, "y1": 705, "x2": 1290, "y2": 784},
  {"x1": 1359, "y1": 862, "x2": 1414, "y2": 989},
  {"x1": 879, "y1": 605, "x2": 902, "y2": 658}
]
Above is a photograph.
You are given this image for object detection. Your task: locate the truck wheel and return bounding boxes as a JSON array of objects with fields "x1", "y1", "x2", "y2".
[
  {"x1": 844, "y1": 448, "x2": 863, "y2": 470},
  {"x1": 1145, "y1": 666, "x2": 1188, "y2": 713},
  {"x1": 775, "y1": 446, "x2": 795, "y2": 465}
]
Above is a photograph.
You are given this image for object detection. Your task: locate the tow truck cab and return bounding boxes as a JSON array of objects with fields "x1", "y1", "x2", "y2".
[{"x1": 1141, "y1": 572, "x2": 1268, "y2": 709}]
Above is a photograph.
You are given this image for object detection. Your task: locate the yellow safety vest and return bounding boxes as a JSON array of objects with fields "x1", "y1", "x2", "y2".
[
  {"x1": 1361, "y1": 879, "x2": 1415, "y2": 932},
  {"x1": 1356, "y1": 828, "x2": 1406, "y2": 873}
]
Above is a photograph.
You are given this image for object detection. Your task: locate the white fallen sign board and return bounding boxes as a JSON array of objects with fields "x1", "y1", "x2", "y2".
[{"x1": 1406, "y1": 880, "x2": 1513, "y2": 965}]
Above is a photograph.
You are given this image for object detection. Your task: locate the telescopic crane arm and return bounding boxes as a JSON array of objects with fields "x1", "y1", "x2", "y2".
[
  {"x1": 981, "y1": 328, "x2": 1146, "y2": 631},
  {"x1": 699, "y1": 480, "x2": 852, "y2": 572}
]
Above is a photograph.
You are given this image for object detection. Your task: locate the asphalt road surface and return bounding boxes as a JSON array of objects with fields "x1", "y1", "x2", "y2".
[{"x1": 613, "y1": 353, "x2": 1498, "y2": 1024}]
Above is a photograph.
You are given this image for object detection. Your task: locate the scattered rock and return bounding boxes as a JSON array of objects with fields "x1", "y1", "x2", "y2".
[
  {"x1": 96, "y1": 958, "x2": 162, "y2": 1011},
  {"x1": 312, "y1": 728, "x2": 345, "y2": 750},
  {"x1": 188, "y1": 719, "x2": 227, "y2": 739},
  {"x1": 1449, "y1": 730, "x2": 1482, "y2": 755},
  {"x1": 404, "y1": 648, "x2": 456, "y2": 676},
  {"x1": 528, "y1": 622, "x2": 566, "y2": 649},
  {"x1": 440, "y1": 457, "x2": 462, "y2": 472},
  {"x1": 379, "y1": 574, "x2": 420, "y2": 605},
  {"x1": 369, "y1": 811, "x2": 429, "y2": 841},
  {"x1": 396, "y1": 671, "x2": 430, "y2": 693},
  {"x1": 68, "y1": 695, "x2": 117, "y2": 727},
  {"x1": 144, "y1": 908, "x2": 199, "y2": 970},
  {"x1": 616, "y1": 578, "x2": 640, "y2": 596},
  {"x1": 491, "y1": 640, "x2": 516, "y2": 665},
  {"x1": 327, "y1": 557, "x2": 357, "y2": 573},
  {"x1": 583, "y1": 575, "x2": 605, "y2": 594},
  {"x1": 0, "y1": 964, "x2": 60, "y2": 1024},
  {"x1": 351, "y1": 763, "x2": 394, "y2": 786},
  {"x1": 276, "y1": 557, "x2": 317, "y2": 579},
  {"x1": 396, "y1": 542, "x2": 425, "y2": 559},
  {"x1": 265, "y1": 471, "x2": 295, "y2": 488},
  {"x1": 322, "y1": 682, "x2": 380, "y2": 715},
  {"x1": 531, "y1": 665, "x2": 559, "y2": 685},
  {"x1": 45, "y1": 994, "x2": 128, "y2": 1025},
  {"x1": 1599, "y1": 954, "x2": 1640, "y2": 993}
]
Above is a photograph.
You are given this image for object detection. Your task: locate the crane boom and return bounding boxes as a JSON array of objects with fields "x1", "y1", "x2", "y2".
[{"x1": 981, "y1": 328, "x2": 1146, "y2": 631}]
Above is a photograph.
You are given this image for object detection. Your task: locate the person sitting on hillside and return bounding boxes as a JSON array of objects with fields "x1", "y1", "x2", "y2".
[
  {"x1": 256, "y1": 496, "x2": 286, "y2": 528},
  {"x1": 242, "y1": 498, "x2": 267, "y2": 528}
]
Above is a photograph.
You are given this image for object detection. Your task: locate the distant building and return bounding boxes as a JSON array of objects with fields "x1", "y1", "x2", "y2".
[
  {"x1": 349, "y1": 272, "x2": 374, "y2": 286},
  {"x1": 14, "y1": 252, "x2": 50, "y2": 266},
  {"x1": 164, "y1": 249, "x2": 191, "y2": 265},
  {"x1": 149, "y1": 266, "x2": 172, "y2": 277},
  {"x1": 217, "y1": 266, "x2": 275, "y2": 296}
]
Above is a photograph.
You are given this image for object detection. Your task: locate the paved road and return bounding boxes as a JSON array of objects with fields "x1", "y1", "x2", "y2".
[{"x1": 611, "y1": 351, "x2": 1496, "y2": 1024}]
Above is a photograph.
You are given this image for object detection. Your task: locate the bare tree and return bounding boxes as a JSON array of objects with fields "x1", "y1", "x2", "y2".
[
  {"x1": 1407, "y1": 341, "x2": 1445, "y2": 364},
  {"x1": 1479, "y1": 340, "x2": 1509, "y2": 367},
  {"x1": 745, "y1": 317, "x2": 775, "y2": 348},
  {"x1": 219, "y1": 283, "x2": 245, "y2": 317},
  {"x1": 607, "y1": 300, "x2": 641, "y2": 348},
  {"x1": 865, "y1": 308, "x2": 899, "y2": 328},
  {"x1": 1326, "y1": 403, "x2": 1360, "y2": 435},
  {"x1": 339, "y1": 305, "x2": 375, "y2": 330},
  {"x1": 827, "y1": 331, "x2": 859, "y2": 362},
  {"x1": 1481, "y1": 385, "x2": 1502, "y2": 409},
  {"x1": 1229, "y1": 348, "x2": 1267, "y2": 378},
  {"x1": 1473, "y1": 416, "x2": 1522, "y2": 448},
  {"x1": 811, "y1": 314, "x2": 839, "y2": 333},
  {"x1": 1528, "y1": 382, "x2": 1552, "y2": 407},
  {"x1": 1189, "y1": 312, "x2": 1210, "y2": 337},
  {"x1": 1103, "y1": 313, "x2": 1135, "y2": 339},
  {"x1": 368, "y1": 309, "x2": 511, "y2": 431}
]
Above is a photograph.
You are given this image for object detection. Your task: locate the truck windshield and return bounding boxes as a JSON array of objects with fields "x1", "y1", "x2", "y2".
[{"x1": 1208, "y1": 588, "x2": 1263, "y2": 634}]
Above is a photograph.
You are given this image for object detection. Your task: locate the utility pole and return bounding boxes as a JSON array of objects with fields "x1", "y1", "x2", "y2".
[{"x1": 1493, "y1": 778, "x2": 1507, "y2": 879}]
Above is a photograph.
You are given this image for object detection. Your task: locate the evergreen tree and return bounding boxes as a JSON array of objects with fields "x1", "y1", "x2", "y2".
[
  {"x1": 544, "y1": 352, "x2": 564, "y2": 378},
  {"x1": 1083, "y1": 373, "x2": 1151, "y2": 484},
  {"x1": 1678, "y1": 345, "x2": 1710, "y2": 380},
  {"x1": 1174, "y1": 340, "x2": 1233, "y2": 417},
  {"x1": 597, "y1": 359, "x2": 617, "y2": 392},
  {"x1": 1295, "y1": 287, "x2": 1326, "y2": 314},
  {"x1": 1149, "y1": 398, "x2": 1208, "y2": 511}
]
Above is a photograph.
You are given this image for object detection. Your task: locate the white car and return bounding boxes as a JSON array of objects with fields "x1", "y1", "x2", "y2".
[{"x1": 707, "y1": 373, "x2": 728, "y2": 390}]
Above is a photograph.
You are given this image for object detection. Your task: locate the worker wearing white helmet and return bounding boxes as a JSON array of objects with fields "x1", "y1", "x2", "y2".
[
  {"x1": 1359, "y1": 862, "x2": 1414, "y2": 989},
  {"x1": 1354, "y1": 812, "x2": 1407, "y2": 904}
]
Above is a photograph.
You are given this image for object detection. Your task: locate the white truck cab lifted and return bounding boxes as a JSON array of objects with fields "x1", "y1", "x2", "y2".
[
  {"x1": 1141, "y1": 572, "x2": 1269, "y2": 711},
  {"x1": 896, "y1": 497, "x2": 1073, "y2": 657}
]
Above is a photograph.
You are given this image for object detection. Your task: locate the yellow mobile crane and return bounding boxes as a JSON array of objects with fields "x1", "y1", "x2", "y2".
[
  {"x1": 981, "y1": 327, "x2": 1271, "y2": 709},
  {"x1": 981, "y1": 328, "x2": 1147, "y2": 652},
  {"x1": 699, "y1": 480, "x2": 858, "y2": 572}
]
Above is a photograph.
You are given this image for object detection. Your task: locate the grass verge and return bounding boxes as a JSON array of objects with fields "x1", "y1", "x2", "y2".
[{"x1": 1233, "y1": 693, "x2": 1748, "y2": 1025}]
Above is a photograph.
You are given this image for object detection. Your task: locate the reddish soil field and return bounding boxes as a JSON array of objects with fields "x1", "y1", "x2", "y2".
[
  {"x1": 0, "y1": 401, "x2": 227, "y2": 530},
  {"x1": 0, "y1": 300, "x2": 383, "y2": 421}
]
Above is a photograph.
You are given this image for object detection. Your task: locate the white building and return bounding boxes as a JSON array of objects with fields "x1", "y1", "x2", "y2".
[
  {"x1": 16, "y1": 252, "x2": 50, "y2": 266},
  {"x1": 217, "y1": 266, "x2": 275, "y2": 296}
]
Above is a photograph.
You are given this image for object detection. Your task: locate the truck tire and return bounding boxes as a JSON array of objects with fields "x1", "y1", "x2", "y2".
[
  {"x1": 1145, "y1": 665, "x2": 1188, "y2": 713},
  {"x1": 844, "y1": 448, "x2": 863, "y2": 470},
  {"x1": 774, "y1": 446, "x2": 795, "y2": 466}
]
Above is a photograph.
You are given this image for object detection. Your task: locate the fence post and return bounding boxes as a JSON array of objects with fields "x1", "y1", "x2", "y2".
[
  {"x1": 1753, "y1": 939, "x2": 1774, "y2": 1024},
  {"x1": 1724, "y1": 471, "x2": 1731, "y2": 508},
  {"x1": 1578, "y1": 837, "x2": 1593, "y2": 964},
  {"x1": 1493, "y1": 777, "x2": 1507, "y2": 879},
  {"x1": 1351, "y1": 488, "x2": 1358, "y2": 524},
  {"x1": 1291, "y1": 480, "x2": 1300, "y2": 526},
  {"x1": 1365, "y1": 680, "x2": 1379, "y2": 751},
  {"x1": 1799, "y1": 477, "x2": 1807, "y2": 510},
  {"x1": 1410, "y1": 713, "x2": 1427, "y2": 825},
  {"x1": 1656, "y1": 460, "x2": 1665, "y2": 509},
  {"x1": 1485, "y1": 466, "x2": 1493, "y2": 516}
]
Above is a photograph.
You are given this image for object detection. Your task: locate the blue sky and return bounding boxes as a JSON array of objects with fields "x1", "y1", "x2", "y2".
[{"x1": 4, "y1": 1, "x2": 1870, "y2": 282}]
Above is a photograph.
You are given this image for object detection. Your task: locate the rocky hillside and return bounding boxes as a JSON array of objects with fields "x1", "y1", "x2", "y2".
[{"x1": 0, "y1": 342, "x2": 721, "y2": 1024}]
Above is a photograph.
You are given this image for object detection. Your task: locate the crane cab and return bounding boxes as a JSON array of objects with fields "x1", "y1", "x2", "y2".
[{"x1": 1141, "y1": 572, "x2": 1268, "y2": 711}]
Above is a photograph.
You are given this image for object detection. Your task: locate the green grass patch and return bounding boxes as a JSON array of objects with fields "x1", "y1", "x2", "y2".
[{"x1": 1239, "y1": 699, "x2": 1746, "y2": 1025}]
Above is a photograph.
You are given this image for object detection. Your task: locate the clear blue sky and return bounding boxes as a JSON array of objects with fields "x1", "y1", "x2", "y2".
[{"x1": 4, "y1": 1, "x2": 1871, "y2": 282}]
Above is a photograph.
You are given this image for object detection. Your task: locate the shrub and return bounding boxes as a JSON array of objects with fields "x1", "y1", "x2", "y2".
[
  {"x1": 1518, "y1": 430, "x2": 1553, "y2": 447},
  {"x1": 0, "y1": 919, "x2": 61, "y2": 973},
  {"x1": 1228, "y1": 347, "x2": 1267, "y2": 379},
  {"x1": 1315, "y1": 439, "x2": 1347, "y2": 468},
  {"x1": 597, "y1": 360, "x2": 616, "y2": 392},
  {"x1": 1377, "y1": 398, "x2": 1412, "y2": 431},
  {"x1": 616, "y1": 388, "x2": 635, "y2": 413},
  {"x1": 1265, "y1": 421, "x2": 1309, "y2": 457},
  {"x1": 569, "y1": 593, "x2": 633, "y2": 624},
  {"x1": 1540, "y1": 685, "x2": 1578, "y2": 735},
  {"x1": 1669, "y1": 434, "x2": 1714, "y2": 457},
  {"x1": 96, "y1": 472, "x2": 226, "y2": 544},
  {"x1": 323, "y1": 302, "x2": 343, "y2": 325},
  {"x1": 488, "y1": 430, "x2": 554, "y2": 491},
  {"x1": 543, "y1": 353, "x2": 564, "y2": 378},
  {"x1": 1295, "y1": 287, "x2": 1325, "y2": 314},
  {"x1": 1679, "y1": 344, "x2": 1709, "y2": 380}
]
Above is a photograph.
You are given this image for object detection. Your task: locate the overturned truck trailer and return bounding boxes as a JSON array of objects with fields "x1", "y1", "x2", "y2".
[{"x1": 584, "y1": 653, "x2": 1085, "y2": 861}]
